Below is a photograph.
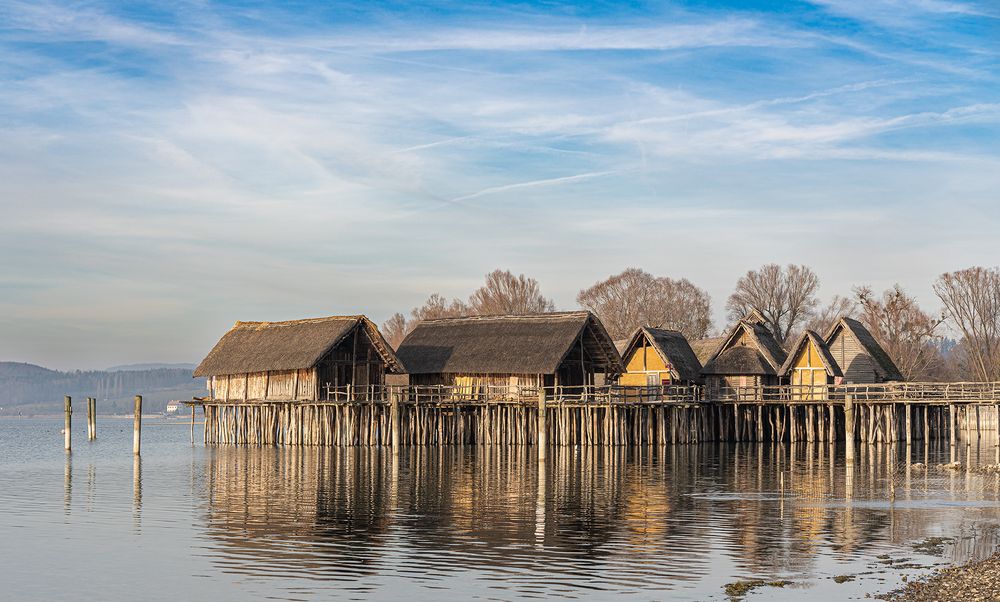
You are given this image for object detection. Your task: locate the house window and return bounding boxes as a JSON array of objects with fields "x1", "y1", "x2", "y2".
[{"x1": 647, "y1": 373, "x2": 659, "y2": 387}]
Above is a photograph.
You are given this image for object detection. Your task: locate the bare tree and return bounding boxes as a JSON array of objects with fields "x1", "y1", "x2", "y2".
[
  {"x1": 576, "y1": 268, "x2": 713, "y2": 341},
  {"x1": 468, "y1": 269, "x2": 554, "y2": 315},
  {"x1": 381, "y1": 313, "x2": 410, "y2": 350},
  {"x1": 412, "y1": 293, "x2": 469, "y2": 321},
  {"x1": 855, "y1": 284, "x2": 943, "y2": 381},
  {"x1": 933, "y1": 267, "x2": 1000, "y2": 381},
  {"x1": 804, "y1": 295, "x2": 857, "y2": 335},
  {"x1": 726, "y1": 264, "x2": 819, "y2": 346}
]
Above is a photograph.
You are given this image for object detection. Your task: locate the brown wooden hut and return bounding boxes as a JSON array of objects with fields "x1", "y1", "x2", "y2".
[
  {"x1": 700, "y1": 314, "x2": 787, "y2": 399},
  {"x1": 194, "y1": 315, "x2": 403, "y2": 402},
  {"x1": 779, "y1": 330, "x2": 842, "y2": 400},
  {"x1": 617, "y1": 327, "x2": 703, "y2": 387},
  {"x1": 394, "y1": 311, "x2": 624, "y2": 394},
  {"x1": 824, "y1": 317, "x2": 903, "y2": 384}
]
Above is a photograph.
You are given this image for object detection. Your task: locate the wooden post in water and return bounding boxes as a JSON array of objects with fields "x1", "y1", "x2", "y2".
[
  {"x1": 950, "y1": 404, "x2": 957, "y2": 448},
  {"x1": 844, "y1": 394, "x2": 855, "y2": 464},
  {"x1": 89, "y1": 397, "x2": 97, "y2": 441},
  {"x1": 190, "y1": 404, "x2": 195, "y2": 444},
  {"x1": 133, "y1": 395, "x2": 142, "y2": 456},
  {"x1": 905, "y1": 403, "x2": 912, "y2": 447},
  {"x1": 390, "y1": 390, "x2": 401, "y2": 451},
  {"x1": 537, "y1": 387, "x2": 547, "y2": 461},
  {"x1": 64, "y1": 395, "x2": 72, "y2": 452}
]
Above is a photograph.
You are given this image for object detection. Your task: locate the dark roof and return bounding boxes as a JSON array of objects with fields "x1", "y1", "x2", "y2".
[
  {"x1": 701, "y1": 346, "x2": 776, "y2": 375},
  {"x1": 825, "y1": 317, "x2": 904, "y2": 381},
  {"x1": 395, "y1": 311, "x2": 624, "y2": 376},
  {"x1": 779, "y1": 331, "x2": 843, "y2": 377},
  {"x1": 194, "y1": 315, "x2": 403, "y2": 377},
  {"x1": 701, "y1": 317, "x2": 787, "y2": 376},
  {"x1": 622, "y1": 327, "x2": 703, "y2": 382},
  {"x1": 691, "y1": 337, "x2": 724, "y2": 365}
]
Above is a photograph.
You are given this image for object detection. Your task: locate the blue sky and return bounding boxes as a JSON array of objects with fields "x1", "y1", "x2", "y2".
[{"x1": 1, "y1": 0, "x2": 998, "y2": 369}]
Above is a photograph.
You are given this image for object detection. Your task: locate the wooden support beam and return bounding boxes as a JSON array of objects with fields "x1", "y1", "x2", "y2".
[
  {"x1": 905, "y1": 404, "x2": 912, "y2": 447},
  {"x1": 844, "y1": 394, "x2": 855, "y2": 464}
]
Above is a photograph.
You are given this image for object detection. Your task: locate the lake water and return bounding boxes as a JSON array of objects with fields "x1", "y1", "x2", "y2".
[{"x1": 3, "y1": 416, "x2": 1000, "y2": 601}]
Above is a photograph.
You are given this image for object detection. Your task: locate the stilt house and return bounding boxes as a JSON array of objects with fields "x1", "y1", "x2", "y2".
[
  {"x1": 617, "y1": 327, "x2": 703, "y2": 387},
  {"x1": 394, "y1": 311, "x2": 624, "y2": 394},
  {"x1": 700, "y1": 314, "x2": 787, "y2": 399},
  {"x1": 194, "y1": 315, "x2": 403, "y2": 401},
  {"x1": 824, "y1": 317, "x2": 903, "y2": 384},
  {"x1": 779, "y1": 330, "x2": 842, "y2": 400}
]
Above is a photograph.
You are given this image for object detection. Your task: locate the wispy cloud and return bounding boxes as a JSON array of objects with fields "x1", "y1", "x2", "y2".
[{"x1": 0, "y1": 1, "x2": 998, "y2": 368}]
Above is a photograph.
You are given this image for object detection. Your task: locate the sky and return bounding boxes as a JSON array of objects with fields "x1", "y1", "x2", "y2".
[{"x1": 1, "y1": 0, "x2": 998, "y2": 370}]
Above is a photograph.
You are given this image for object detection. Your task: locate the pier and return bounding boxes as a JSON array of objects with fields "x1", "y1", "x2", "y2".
[{"x1": 194, "y1": 382, "x2": 1000, "y2": 448}]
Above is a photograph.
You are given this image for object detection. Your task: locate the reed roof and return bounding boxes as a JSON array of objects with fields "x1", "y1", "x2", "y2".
[
  {"x1": 824, "y1": 317, "x2": 903, "y2": 381},
  {"x1": 395, "y1": 311, "x2": 624, "y2": 376},
  {"x1": 690, "y1": 337, "x2": 724, "y2": 365},
  {"x1": 701, "y1": 317, "x2": 787, "y2": 376},
  {"x1": 194, "y1": 315, "x2": 403, "y2": 377},
  {"x1": 622, "y1": 327, "x2": 703, "y2": 382},
  {"x1": 779, "y1": 330, "x2": 843, "y2": 377}
]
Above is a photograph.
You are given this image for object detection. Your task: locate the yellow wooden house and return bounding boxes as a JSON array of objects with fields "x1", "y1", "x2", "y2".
[
  {"x1": 778, "y1": 330, "x2": 842, "y2": 400},
  {"x1": 618, "y1": 327, "x2": 703, "y2": 387}
]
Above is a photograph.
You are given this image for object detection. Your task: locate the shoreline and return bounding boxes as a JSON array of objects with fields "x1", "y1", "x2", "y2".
[{"x1": 879, "y1": 549, "x2": 1000, "y2": 601}]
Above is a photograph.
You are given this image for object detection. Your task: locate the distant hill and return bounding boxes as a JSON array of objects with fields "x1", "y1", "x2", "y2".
[
  {"x1": 0, "y1": 361, "x2": 203, "y2": 415},
  {"x1": 106, "y1": 362, "x2": 196, "y2": 372}
]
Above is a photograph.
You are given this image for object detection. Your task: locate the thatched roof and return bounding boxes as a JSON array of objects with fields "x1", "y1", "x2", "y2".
[
  {"x1": 622, "y1": 327, "x2": 703, "y2": 382},
  {"x1": 702, "y1": 346, "x2": 776, "y2": 376},
  {"x1": 779, "y1": 331, "x2": 843, "y2": 377},
  {"x1": 701, "y1": 318, "x2": 787, "y2": 376},
  {"x1": 395, "y1": 311, "x2": 624, "y2": 376},
  {"x1": 691, "y1": 337, "x2": 724, "y2": 365},
  {"x1": 825, "y1": 317, "x2": 903, "y2": 381},
  {"x1": 194, "y1": 315, "x2": 403, "y2": 377}
]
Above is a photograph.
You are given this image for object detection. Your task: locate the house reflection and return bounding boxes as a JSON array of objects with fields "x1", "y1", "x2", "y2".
[{"x1": 198, "y1": 441, "x2": 1000, "y2": 590}]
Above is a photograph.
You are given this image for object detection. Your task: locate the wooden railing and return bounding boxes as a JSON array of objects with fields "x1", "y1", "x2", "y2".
[
  {"x1": 710, "y1": 382, "x2": 1000, "y2": 405},
  {"x1": 300, "y1": 381, "x2": 1000, "y2": 406}
]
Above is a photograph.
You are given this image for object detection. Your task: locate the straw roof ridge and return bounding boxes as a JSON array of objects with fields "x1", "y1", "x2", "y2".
[
  {"x1": 623, "y1": 327, "x2": 703, "y2": 382},
  {"x1": 417, "y1": 310, "x2": 592, "y2": 325},
  {"x1": 396, "y1": 311, "x2": 624, "y2": 376},
  {"x1": 778, "y1": 330, "x2": 843, "y2": 377},
  {"x1": 824, "y1": 316, "x2": 903, "y2": 381},
  {"x1": 194, "y1": 315, "x2": 402, "y2": 377}
]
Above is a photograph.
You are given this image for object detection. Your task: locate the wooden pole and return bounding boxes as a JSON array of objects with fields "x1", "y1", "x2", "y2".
[
  {"x1": 391, "y1": 389, "x2": 401, "y2": 451},
  {"x1": 844, "y1": 394, "x2": 855, "y2": 464},
  {"x1": 950, "y1": 404, "x2": 957, "y2": 448},
  {"x1": 190, "y1": 404, "x2": 195, "y2": 444},
  {"x1": 133, "y1": 395, "x2": 142, "y2": 456},
  {"x1": 538, "y1": 387, "x2": 547, "y2": 461},
  {"x1": 90, "y1": 397, "x2": 97, "y2": 441},
  {"x1": 64, "y1": 395, "x2": 72, "y2": 452},
  {"x1": 905, "y1": 403, "x2": 912, "y2": 447}
]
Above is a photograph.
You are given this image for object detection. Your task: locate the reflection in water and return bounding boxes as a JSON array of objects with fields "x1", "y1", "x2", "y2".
[
  {"x1": 133, "y1": 456, "x2": 142, "y2": 531},
  {"x1": 63, "y1": 453, "x2": 71, "y2": 516},
  {"x1": 198, "y1": 440, "x2": 1000, "y2": 599}
]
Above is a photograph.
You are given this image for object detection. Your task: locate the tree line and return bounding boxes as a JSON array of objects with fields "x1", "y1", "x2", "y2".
[{"x1": 382, "y1": 265, "x2": 1000, "y2": 383}]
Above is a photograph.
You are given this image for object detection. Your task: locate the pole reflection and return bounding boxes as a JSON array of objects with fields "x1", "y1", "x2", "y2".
[{"x1": 195, "y1": 439, "x2": 1000, "y2": 597}]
